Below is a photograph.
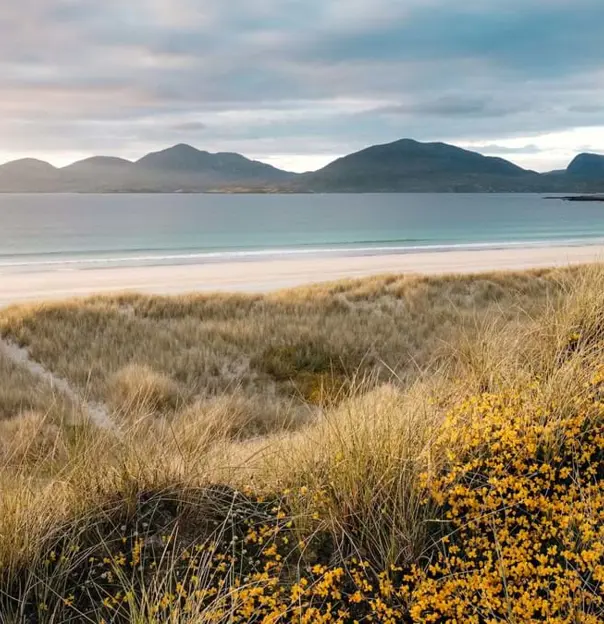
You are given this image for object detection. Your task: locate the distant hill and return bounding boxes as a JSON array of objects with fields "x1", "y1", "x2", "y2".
[
  {"x1": 59, "y1": 157, "x2": 138, "y2": 192},
  {"x1": 567, "y1": 153, "x2": 604, "y2": 178},
  {"x1": 0, "y1": 159, "x2": 61, "y2": 192},
  {"x1": 291, "y1": 139, "x2": 542, "y2": 192},
  {"x1": 136, "y1": 144, "x2": 291, "y2": 184},
  {"x1": 63, "y1": 156, "x2": 134, "y2": 174},
  {"x1": 1, "y1": 139, "x2": 604, "y2": 193},
  {"x1": 0, "y1": 158, "x2": 58, "y2": 176},
  {"x1": 0, "y1": 145, "x2": 297, "y2": 192}
]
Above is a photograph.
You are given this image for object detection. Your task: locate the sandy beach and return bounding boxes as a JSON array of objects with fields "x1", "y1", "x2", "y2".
[{"x1": 1, "y1": 244, "x2": 603, "y2": 307}]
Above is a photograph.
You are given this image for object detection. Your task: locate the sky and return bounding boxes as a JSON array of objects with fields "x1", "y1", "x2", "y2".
[{"x1": 1, "y1": 0, "x2": 603, "y2": 172}]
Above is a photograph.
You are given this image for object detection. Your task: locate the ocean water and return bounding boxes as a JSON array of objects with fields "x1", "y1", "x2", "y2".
[{"x1": 0, "y1": 193, "x2": 603, "y2": 272}]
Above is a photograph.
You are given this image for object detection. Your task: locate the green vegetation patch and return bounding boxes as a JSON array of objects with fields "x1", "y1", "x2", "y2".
[{"x1": 253, "y1": 341, "x2": 355, "y2": 405}]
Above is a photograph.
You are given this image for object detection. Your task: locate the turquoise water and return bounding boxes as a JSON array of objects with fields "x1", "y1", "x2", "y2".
[{"x1": 0, "y1": 193, "x2": 603, "y2": 272}]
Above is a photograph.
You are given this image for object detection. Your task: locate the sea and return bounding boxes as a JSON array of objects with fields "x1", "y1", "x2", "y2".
[{"x1": 1, "y1": 193, "x2": 603, "y2": 272}]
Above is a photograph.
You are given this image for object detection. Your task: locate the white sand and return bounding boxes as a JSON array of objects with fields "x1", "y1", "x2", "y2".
[{"x1": 1, "y1": 244, "x2": 603, "y2": 307}]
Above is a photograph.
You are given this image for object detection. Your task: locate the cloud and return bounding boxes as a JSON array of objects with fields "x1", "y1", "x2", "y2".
[
  {"x1": 469, "y1": 144, "x2": 544, "y2": 155},
  {"x1": 0, "y1": 0, "x2": 603, "y2": 171},
  {"x1": 376, "y1": 96, "x2": 526, "y2": 118},
  {"x1": 171, "y1": 121, "x2": 207, "y2": 133}
]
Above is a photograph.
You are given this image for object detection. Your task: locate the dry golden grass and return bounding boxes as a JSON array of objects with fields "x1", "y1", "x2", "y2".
[
  {"x1": 0, "y1": 268, "x2": 570, "y2": 422},
  {"x1": 0, "y1": 265, "x2": 601, "y2": 623},
  {"x1": 0, "y1": 349, "x2": 93, "y2": 474},
  {"x1": 0, "y1": 349, "x2": 78, "y2": 424},
  {"x1": 107, "y1": 363, "x2": 185, "y2": 418}
]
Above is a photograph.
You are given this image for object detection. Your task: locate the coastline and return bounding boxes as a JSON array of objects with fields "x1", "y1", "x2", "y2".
[{"x1": 1, "y1": 243, "x2": 603, "y2": 307}]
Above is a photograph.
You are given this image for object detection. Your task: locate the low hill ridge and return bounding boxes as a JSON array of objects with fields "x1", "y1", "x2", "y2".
[
  {"x1": 567, "y1": 152, "x2": 604, "y2": 178},
  {"x1": 0, "y1": 139, "x2": 603, "y2": 192},
  {"x1": 136, "y1": 144, "x2": 293, "y2": 183},
  {"x1": 0, "y1": 158, "x2": 58, "y2": 173},
  {"x1": 293, "y1": 138, "x2": 539, "y2": 192},
  {"x1": 63, "y1": 156, "x2": 134, "y2": 168}
]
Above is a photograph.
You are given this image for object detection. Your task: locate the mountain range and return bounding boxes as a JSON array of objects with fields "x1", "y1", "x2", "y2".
[{"x1": 1, "y1": 139, "x2": 603, "y2": 193}]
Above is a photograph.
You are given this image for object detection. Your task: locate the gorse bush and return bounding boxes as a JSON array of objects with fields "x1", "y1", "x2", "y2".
[{"x1": 414, "y1": 380, "x2": 603, "y2": 623}]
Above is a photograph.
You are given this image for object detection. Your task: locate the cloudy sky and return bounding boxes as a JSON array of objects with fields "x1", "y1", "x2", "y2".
[{"x1": 1, "y1": 0, "x2": 603, "y2": 172}]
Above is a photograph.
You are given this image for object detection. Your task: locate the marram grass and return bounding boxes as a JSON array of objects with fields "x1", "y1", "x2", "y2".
[{"x1": 0, "y1": 266, "x2": 602, "y2": 623}]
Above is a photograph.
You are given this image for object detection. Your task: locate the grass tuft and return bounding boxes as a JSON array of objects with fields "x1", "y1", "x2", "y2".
[{"x1": 107, "y1": 364, "x2": 184, "y2": 418}]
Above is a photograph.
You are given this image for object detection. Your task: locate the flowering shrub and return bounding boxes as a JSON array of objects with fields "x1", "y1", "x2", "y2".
[{"x1": 413, "y1": 373, "x2": 604, "y2": 623}]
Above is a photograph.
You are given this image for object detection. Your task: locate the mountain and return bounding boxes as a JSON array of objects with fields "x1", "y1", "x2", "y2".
[
  {"x1": 567, "y1": 153, "x2": 604, "y2": 178},
  {"x1": 543, "y1": 169, "x2": 567, "y2": 176},
  {"x1": 0, "y1": 146, "x2": 297, "y2": 192},
  {"x1": 1, "y1": 139, "x2": 604, "y2": 193},
  {"x1": 59, "y1": 157, "x2": 137, "y2": 192},
  {"x1": 292, "y1": 139, "x2": 541, "y2": 192},
  {"x1": 136, "y1": 144, "x2": 293, "y2": 184},
  {"x1": 0, "y1": 158, "x2": 58, "y2": 176},
  {"x1": 62, "y1": 156, "x2": 134, "y2": 174},
  {"x1": 0, "y1": 158, "x2": 61, "y2": 192}
]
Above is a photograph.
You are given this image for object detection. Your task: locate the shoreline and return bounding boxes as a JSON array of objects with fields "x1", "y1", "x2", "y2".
[
  {"x1": 1, "y1": 243, "x2": 603, "y2": 307},
  {"x1": 3, "y1": 237, "x2": 604, "y2": 271}
]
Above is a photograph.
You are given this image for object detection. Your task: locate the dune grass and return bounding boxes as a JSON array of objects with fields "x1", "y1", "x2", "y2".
[
  {"x1": 0, "y1": 266, "x2": 601, "y2": 622},
  {"x1": 0, "y1": 349, "x2": 77, "y2": 424},
  {"x1": 0, "y1": 269, "x2": 569, "y2": 412},
  {"x1": 0, "y1": 346, "x2": 92, "y2": 473}
]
